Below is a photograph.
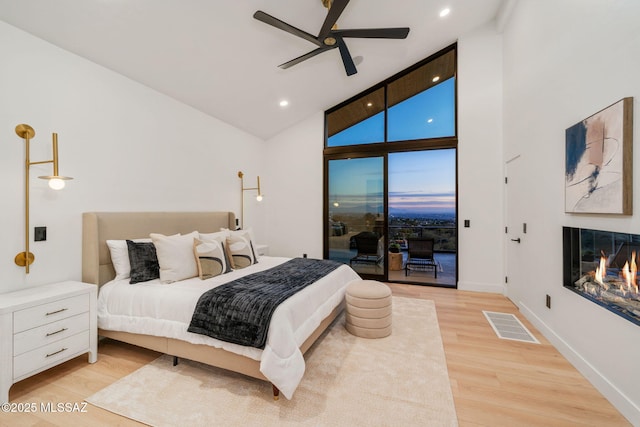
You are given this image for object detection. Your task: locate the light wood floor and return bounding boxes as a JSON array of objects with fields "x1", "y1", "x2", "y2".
[{"x1": 1, "y1": 285, "x2": 631, "y2": 426}]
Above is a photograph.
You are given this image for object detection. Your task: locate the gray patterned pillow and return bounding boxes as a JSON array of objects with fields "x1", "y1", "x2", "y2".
[{"x1": 126, "y1": 240, "x2": 160, "y2": 284}]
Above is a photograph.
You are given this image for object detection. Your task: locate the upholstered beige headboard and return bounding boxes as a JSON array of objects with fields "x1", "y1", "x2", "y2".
[{"x1": 82, "y1": 211, "x2": 236, "y2": 286}]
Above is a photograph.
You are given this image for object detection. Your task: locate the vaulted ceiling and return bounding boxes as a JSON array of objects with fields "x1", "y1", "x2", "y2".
[{"x1": 0, "y1": 0, "x2": 505, "y2": 139}]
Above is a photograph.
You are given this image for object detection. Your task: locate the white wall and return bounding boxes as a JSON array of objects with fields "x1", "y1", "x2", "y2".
[
  {"x1": 457, "y1": 23, "x2": 505, "y2": 293},
  {"x1": 0, "y1": 22, "x2": 266, "y2": 293},
  {"x1": 265, "y1": 112, "x2": 325, "y2": 258},
  {"x1": 502, "y1": 1, "x2": 640, "y2": 423}
]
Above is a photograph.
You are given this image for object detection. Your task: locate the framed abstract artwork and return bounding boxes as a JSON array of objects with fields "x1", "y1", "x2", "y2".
[{"x1": 565, "y1": 97, "x2": 634, "y2": 214}]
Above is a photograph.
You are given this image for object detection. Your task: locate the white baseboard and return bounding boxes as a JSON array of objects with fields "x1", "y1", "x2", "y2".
[
  {"x1": 519, "y1": 303, "x2": 640, "y2": 426},
  {"x1": 457, "y1": 280, "x2": 506, "y2": 294}
]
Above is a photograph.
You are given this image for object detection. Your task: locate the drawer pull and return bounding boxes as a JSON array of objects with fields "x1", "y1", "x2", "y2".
[
  {"x1": 46, "y1": 348, "x2": 68, "y2": 358},
  {"x1": 46, "y1": 327, "x2": 68, "y2": 337},
  {"x1": 45, "y1": 308, "x2": 68, "y2": 316}
]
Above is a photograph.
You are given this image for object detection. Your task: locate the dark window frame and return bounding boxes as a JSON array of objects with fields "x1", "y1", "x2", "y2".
[{"x1": 323, "y1": 43, "x2": 458, "y2": 285}]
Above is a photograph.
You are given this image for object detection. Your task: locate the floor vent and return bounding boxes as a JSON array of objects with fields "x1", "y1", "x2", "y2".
[{"x1": 482, "y1": 311, "x2": 540, "y2": 344}]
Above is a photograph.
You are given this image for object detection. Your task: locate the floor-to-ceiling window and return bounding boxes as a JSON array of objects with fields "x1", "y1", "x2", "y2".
[{"x1": 323, "y1": 44, "x2": 457, "y2": 287}]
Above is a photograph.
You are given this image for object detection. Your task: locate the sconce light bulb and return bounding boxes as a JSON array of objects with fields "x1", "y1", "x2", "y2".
[
  {"x1": 256, "y1": 194, "x2": 263, "y2": 202},
  {"x1": 48, "y1": 178, "x2": 66, "y2": 190}
]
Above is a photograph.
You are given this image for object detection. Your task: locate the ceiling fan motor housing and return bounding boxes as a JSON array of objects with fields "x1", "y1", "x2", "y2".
[{"x1": 324, "y1": 37, "x2": 337, "y2": 46}]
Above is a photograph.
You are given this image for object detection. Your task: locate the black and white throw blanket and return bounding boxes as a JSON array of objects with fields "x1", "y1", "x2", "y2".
[{"x1": 187, "y1": 258, "x2": 343, "y2": 348}]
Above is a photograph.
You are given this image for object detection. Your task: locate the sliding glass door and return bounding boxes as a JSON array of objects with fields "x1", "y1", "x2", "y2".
[
  {"x1": 327, "y1": 157, "x2": 385, "y2": 280},
  {"x1": 388, "y1": 149, "x2": 457, "y2": 286}
]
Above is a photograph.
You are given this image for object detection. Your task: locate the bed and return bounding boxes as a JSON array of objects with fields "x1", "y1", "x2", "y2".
[{"x1": 82, "y1": 211, "x2": 360, "y2": 400}]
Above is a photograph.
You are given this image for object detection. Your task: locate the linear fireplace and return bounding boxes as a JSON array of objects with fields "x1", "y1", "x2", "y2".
[{"x1": 563, "y1": 226, "x2": 640, "y2": 326}]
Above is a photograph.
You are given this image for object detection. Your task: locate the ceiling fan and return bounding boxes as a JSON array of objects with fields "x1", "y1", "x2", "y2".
[{"x1": 253, "y1": 0, "x2": 410, "y2": 76}]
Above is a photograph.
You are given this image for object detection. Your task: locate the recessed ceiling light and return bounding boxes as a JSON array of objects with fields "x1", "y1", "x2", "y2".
[
  {"x1": 439, "y1": 8, "x2": 450, "y2": 18},
  {"x1": 366, "y1": 102, "x2": 373, "y2": 107},
  {"x1": 432, "y1": 76, "x2": 440, "y2": 82},
  {"x1": 279, "y1": 100, "x2": 289, "y2": 107}
]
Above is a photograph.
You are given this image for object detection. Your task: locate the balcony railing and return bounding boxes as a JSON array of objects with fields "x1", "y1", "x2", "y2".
[
  {"x1": 389, "y1": 225, "x2": 457, "y2": 252},
  {"x1": 329, "y1": 217, "x2": 456, "y2": 252}
]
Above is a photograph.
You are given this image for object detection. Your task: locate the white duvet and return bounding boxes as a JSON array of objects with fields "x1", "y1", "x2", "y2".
[{"x1": 97, "y1": 256, "x2": 360, "y2": 399}]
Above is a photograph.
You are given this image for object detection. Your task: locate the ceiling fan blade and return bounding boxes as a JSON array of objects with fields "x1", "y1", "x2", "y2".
[
  {"x1": 278, "y1": 47, "x2": 331, "y2": 69},
  {"x1": 337, "y1": 38, "x2": 357, "y2": 76},
  {"x1": 319, "y1": 0, "x2": 350, "y2": 38},
  {"x1": 333, "y1": 27, "x2": 410, "y2": 39},
  {"x1": 254, "y1": 11, "x2": 322, "y2": 47}
]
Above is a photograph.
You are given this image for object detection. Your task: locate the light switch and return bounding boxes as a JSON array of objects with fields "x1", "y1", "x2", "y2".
[{"x1": 34, "y1": 226, "x2": 47, "y2": 241}]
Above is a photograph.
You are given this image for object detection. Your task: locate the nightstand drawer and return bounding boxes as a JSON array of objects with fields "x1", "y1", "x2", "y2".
[
  {"x1": 14, "y1": 330, "x2": 90, "y2": 380},
  {"x1": 13, "y1": 293, "x2": 90, "y2": 333},
  {"x1": 13, "y1": 312, "x2": 90, "y2": 356}
]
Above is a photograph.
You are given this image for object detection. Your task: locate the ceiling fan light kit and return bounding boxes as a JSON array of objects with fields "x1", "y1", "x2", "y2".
[{"x1": 254, "y1": 0, "x2": 410, "y2": 76}]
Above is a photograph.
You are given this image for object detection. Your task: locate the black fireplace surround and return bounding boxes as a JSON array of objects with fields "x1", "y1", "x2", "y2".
[{"x1": 563, "y1": 226, "x2": 640, "y2": 326}]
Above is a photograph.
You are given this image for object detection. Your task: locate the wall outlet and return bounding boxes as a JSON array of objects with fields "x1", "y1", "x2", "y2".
[
  {"x1": 464, "y1": 219, "x2": 470, "y2": 228},
  {"x1": 546, "y1": 294, "x2": 551, "y2": 309},
  {"x1": 34, "y1": 226, "x2": 47, "y2": 241}
]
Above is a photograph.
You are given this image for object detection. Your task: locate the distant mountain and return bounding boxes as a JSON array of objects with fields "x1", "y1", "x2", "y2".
[
  {"x1": 330, "y1": 203, "x2": 455, "y2": 220},
  {"x1": 389, "y1": 209, "x2": 455, "y2": 220}
]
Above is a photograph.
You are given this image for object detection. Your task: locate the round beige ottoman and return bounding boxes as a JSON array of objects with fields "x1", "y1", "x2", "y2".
[{"x1": 345, "y1": 280, "x2": 392, "y2": 338}]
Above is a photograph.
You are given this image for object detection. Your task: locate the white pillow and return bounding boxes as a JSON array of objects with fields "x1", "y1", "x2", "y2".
[
  {"x1": 106, "y1": 238, "x2": 152, "y2": 280},
  {"x1": 221, "y1": 227, "x2": 255, "y2": 243},
  {"x1": 199, "y1": 230, "x2": 230, "y2": 244},
  {"x1": 150, "y1": 231, "x2": 199, "y2": 283}
]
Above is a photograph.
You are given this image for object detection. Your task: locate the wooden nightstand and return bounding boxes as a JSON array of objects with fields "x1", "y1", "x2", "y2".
[{"x1": 0, "y1": 281, "x2": 97, "y2": 403}]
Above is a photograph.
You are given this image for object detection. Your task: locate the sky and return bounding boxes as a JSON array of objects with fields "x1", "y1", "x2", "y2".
[
  {"x1": 329, "y1": 149, "x2": 456, "y2": 216},
  {"x1": 389, "y1": 149, "x2": 456, "y2": 215},
  {"x1": 328, "y1": 78, "x2": 455, "y2": 147},
  {"x1": 328, "y1": 78, "x2": 456, "y2": 216}
]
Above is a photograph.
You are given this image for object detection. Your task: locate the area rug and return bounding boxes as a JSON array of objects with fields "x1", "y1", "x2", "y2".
[{"x1": 86, "y1": 297, "x2": 458, "y2": 426}]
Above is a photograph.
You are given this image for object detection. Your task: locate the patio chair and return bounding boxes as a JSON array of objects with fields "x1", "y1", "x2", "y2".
[
  {"x1": 405, "y1": 237, "x2": 438, "y2": 278},
  {"x1": 349, "y1": 231, "x2": 383, "y2": 267}
]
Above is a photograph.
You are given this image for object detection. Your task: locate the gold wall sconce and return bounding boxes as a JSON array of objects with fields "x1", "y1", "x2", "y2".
[
  {"x1": 238, "y1": 170, "x2": 263, "y2": 229},
  {"x1": 14, "y1": 124, "x2": 73, "y2": 273}
]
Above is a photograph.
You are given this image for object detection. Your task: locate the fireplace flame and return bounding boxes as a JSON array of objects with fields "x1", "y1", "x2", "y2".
[
  {"x1": 594, "y1": 255, "x2": 608, "y2": 289},
  {"x1": 591, "y1": 251, "x2": 640, "y2": 294},
  {"x1": 621, "y1": 251, "x2": 638, "y2": 294}
]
